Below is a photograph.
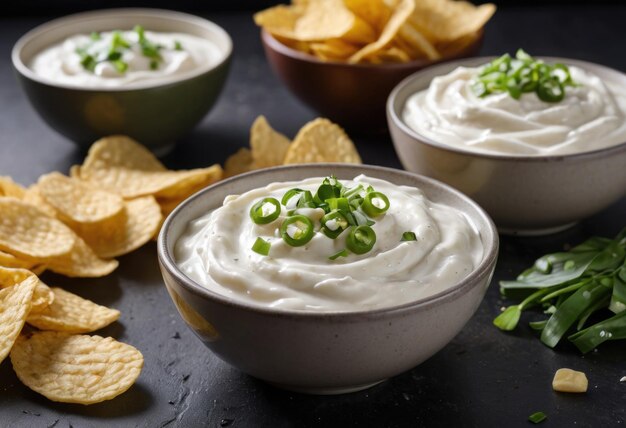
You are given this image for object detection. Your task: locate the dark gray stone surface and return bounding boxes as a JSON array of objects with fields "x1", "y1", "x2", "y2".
[{"x1": 0, "y1": 6, "x2": 625, "y2": 428}]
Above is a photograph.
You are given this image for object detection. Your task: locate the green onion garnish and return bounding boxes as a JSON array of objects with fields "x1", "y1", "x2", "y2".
[
  {"x1": 361, "y1": 191, "x2": 389, "y2": 217},
  {"x1": 471, "y1": 49, "x2": 577, "y2": 103},
  {"x1": 150, "y1": 60, "x2": 159, "y2": 71},
  {"x1": 252, "y1": 237, "x2": 271, "y2": 256},
  {"x1": 280, "y1": 215, "x2": 314, "y2": 247},
  {"x1": 401, "y1": 231, "x2": 417, "y2": 241},
  {"x1": 249, "y1": 197, "x2": 281, "y2": 225},
  {"x1": 174, "y1": 40, "x2": 183, "y2": 51},
  {"x1": 528, "y1": 412, "x2": 547, "y2": 424},
  {"x1": 321, "y1": 210, "x2": 350, "y2": 239},
  {"x1": 90, "y1": 32, "x2": 101, "y2": 41},
  {"x1": 112, "y1": 60, "x2": 129, "y2": 73},
  {"x1": 329, "y1": 249, "x2": 349, "y2": 260},
  {"x1": 346, "y1": 225, "x2": 376, "y2": 255},
  {"x1": 281, "y1": 188, "x2": 305, "y2": 207}
]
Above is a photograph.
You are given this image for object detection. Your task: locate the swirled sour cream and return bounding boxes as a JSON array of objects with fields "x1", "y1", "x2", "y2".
[
  {"x1": 175, "y1": 176, "x2": 484, "y2": 312},
  {"x1": 30, "y1": 30, "x2": 221, "y2": 88},
  {"x1": 402, "y1": 65, "x2": 626, "y2": 155}
]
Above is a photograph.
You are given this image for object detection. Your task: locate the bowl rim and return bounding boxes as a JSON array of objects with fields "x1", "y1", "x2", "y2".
[
  {"x1": 11, "y1": 8, "x2": 233, "y2": 92},
  {"x1": 387, "y1": 56, "x2": 626, "y2": 162},
  {"x1": 260, "y1": 28, "x2": 482, "y2": 70},
  {"x1": 157, "y1": 163, "x2": 499, "y2": 320}
]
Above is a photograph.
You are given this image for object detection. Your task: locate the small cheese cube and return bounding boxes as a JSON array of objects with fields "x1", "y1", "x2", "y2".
[{"x1": 552, "y1": 368, "x2": 588, "y2": 393}]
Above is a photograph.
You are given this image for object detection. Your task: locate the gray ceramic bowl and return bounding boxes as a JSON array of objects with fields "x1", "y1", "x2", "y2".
[
  {"x1": 157, "y1": 164, "x2": 498, "y2": 394},
  {"x1": 12, "y1": 8, "x2": 232, "y2": 155},
  {"x1": 387, "y1": 57, "x2": 626, "y2": 235}
]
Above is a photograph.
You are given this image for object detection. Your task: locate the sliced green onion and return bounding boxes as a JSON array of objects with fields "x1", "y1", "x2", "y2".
[
  {"x1": 315, "y1": 183, "x2": 337, "y2": 203},
  {"x1": 296, "y1": 190, "x2": 315, "y2": 209},
  {"x1": 112, "y1": 60, "x2": 129, "y2": 73},
  {"x1": 281, "y1": 188, "x2": 305, "y2": 207},
  {"x1": 321, "y1": 210, "x2": 350, "y2": 239},
  {"x1": 346, "y1": 225, "x2": 376, "y2": 255},
  {"x1": 280, "y1": 215, "x2": 314, "y2": 247},
  {"x1": 536, "y1": 76, "x2": 564, "y2": 103},
  {"x1": 252, "y1": 237, "x2": 271, "y2": 256},
  {"x1": 150, "y1": 60, "x2": 159, "y2": 70},
  {"x1": 134, "y1": 25, "x2": 146, "y2": 43},
  {"x1": 327, "y1": 197, "x2": 349, "y2": 212},
  {"x1": 401, "y1": 231, "x2": 417, "y2": 241},
  {"x1": 174, "y1": 40, "x2": 183, "y2": 51},
  {"x1": 329, "y1": 249, "x2": 349, "y2": 260},
  {"x1": 249, "y1": 197, "x2": 281, "y2": 225},
  {"x1": 528, "y1": 412, "x2": 547, "y2": 424},
  {"x1": 79, "y1": 54, "x2": 97, "y2": 72},
  {"x1": 90, "y1": 32, "x2": 101, "y2": 41},
  {"x1": 361, "y1": 192, "x2": 389, "y2": 217},
  {"x1": 111, "y1": 31, "x2": 130, "y2": 50}
]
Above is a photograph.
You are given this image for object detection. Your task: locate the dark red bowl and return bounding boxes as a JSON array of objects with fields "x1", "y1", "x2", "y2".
[{"x1": 261, "y1": 29, "x2": 483, "y2": 133}]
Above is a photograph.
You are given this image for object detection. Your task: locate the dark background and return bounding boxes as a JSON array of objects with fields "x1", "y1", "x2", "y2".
[{"x1": 0, "y1": 2, "x2": 625, "y2": 428}]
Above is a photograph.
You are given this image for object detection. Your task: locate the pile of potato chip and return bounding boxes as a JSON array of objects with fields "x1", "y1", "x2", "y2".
[
  {"x1": 224, "y1": 116, "x2": 362, "y2": 177},
  {"x1": 0, "y1": 137, "x2": 223, "y2": 403},
  {"x1": 0, "y1": 267, "x2": 143, "y2": 404},
  {"x1": 255, "y1": 0, "x2": 496, "y2": 63}
]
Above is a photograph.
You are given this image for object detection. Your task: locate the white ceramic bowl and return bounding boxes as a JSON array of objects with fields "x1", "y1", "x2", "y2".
[
  {"x1": 157, "y1": 164, "x2": 498, "y2": 394},
  {"x1": 387, "y1": 57, "x2": 626, "y2": 235}
]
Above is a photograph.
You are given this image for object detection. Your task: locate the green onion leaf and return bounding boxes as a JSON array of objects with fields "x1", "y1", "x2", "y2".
[
  {"x1": 346, "y1": 225, "x2": 376, "y2": 255},
  {"x1": 174, "y1": 40, "x2": 183, "y2": 51},
  {"x1": 568, "y1": 310, "x2": 626, "y2": 353},
  {"x1": 252, "y1": 237, "x2": 271, "y2": 256},
  {"x1": 401, "y1": 231, "x2": 417, "y2": 242},
  {"x1": 112, "y1": 60, "x2": 128, "y2": 73},
  {"x1": 329, "y1": 249, "x2": 349, "y2": 260},
  {"x1": 249, "y1": 197, "x2": 281, "y2": 225},
  {"x1": 528, "y1": 412, "x2": 547, "y2": 424},
  {"x1": 361, "y1": 191, "x2": 390, "y2": 217}
]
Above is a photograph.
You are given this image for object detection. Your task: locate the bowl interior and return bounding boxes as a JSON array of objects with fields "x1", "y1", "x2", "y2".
[
  {"x1": 388, "y1": 56, "x2": 626, "y2": 160},
  {"x1": 13, "y1": 8, "x2": 232, "y2": 90},
  {"x1": 159, "y1": 164, "x2": 498, "y2": 316}
]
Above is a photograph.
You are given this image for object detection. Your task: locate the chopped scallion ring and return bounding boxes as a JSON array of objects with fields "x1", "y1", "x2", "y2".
[
  {"x1": 249, "y1": 197, "x2": 281, "y2": 225},
  {"x1": 361, "y1": 191, "x2": 390, "y2": 217},
  {"x1": 346, "y1": 225, "x2": 376, "y2": 255},
  {"x1": 280, "y1": 215, "x2": 314, "y2": 247},
  {"x1": 321, "y1": 210, "x2": 350, "y2": 239},
  {"x1": 329, "y1": 249, "x2": 349, "y2": 260}
]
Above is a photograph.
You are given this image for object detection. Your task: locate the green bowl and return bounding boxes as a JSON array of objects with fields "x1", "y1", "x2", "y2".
[{"x1": 12, "y1": 8, "x2": 232, "y2": 155}]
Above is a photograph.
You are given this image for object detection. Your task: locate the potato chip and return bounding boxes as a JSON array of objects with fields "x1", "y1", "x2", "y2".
[
  {"x1": 250, "y1": 116, "x2": 292, "y2": 168},
  {"x1": 0, "y1": 176, "x2": 26, "y2": 198},
  {"x1": 310, "y1": 39, "x2": 359, "y2": 60},
  {"x1": 0, "y1": 197, "x2": 75, "y2": 260},
  {"x1": 11, "y1": 332, "x2": 143, "y2": 404},
  {"x1": 398, "y1": 23, "x2": 440, "y2": 60},
  {"x1": 344, "y1": 0, "x2": 391, "y2": 33},
  {"x1": 79, "y1": 196, "x2": 162, "y2": 259},
  {"x1": 365, "y1": 46, "x2": 411, "y2": 64},
  {"x1": 22, "y1": 185, "x2": 58, "y2": 218},
  {"x1": 408, "y1": 0, "x2": 496, "y2": 42},
  {"x1": 38, "y1": 172, "x2": 124, "y2": 224},
  {"x1": 283, "y1": 118, "x2": 362, "y2": 164},
  {"x1": 0, "y1": 276, "x2": 35, "y2": 363},
  {"x1": 78, "y1": 136, "x2": 223, "y2": 199},
  {"x1": 27, "y1": 287, "x2": 120, "y2": 333},
  {"x1": 0, "y1": 250, "x2": 41, "y2": 271},
  {"x1": 224, "y1": 148, "x2": 254, "y2": 178},
  {"x1": 348, "y1": 0, "x2": 414, "y2": 63},
  {"x1": 0, "y1": 267, "x2": 53, "y2": 314},
  {"x1": 46, "y1": 237, "x2": 118, "y2": 278}
]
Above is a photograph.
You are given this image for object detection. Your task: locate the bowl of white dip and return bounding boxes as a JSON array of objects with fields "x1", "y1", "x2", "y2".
[
  {"x1": 387, "y1": 55, "x2": 626, "y2": 235},
  {"x1": 12, "y1": 8, "x2": 232, "y2": 155},
  {"x1": 157, "y1": 164, "x2": 498, "y2": 394}
]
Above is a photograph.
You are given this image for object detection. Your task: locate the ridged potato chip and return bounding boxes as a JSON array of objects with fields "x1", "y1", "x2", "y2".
[
  {"x1": 0, "y1": 176, "x2": 26, "y2": 198},
  {"x1": 46, "y1": 237, "x2": 118, "y2": 278},
  {"x1": 0, "y1": 276, "x2": 35, "y2": 363},
  {"x1": 0, "y1": 198, "x2": 75, "y2": 260},
  {"x1": 21, "y1": 185, "x2": 58, "y2": 218},
  {"x1": 348, "y1": 0, "x2": 414, "y2": 63},
  {"x1": 79, "y1": 196, "x2": 162, "y2": 259},
  {"x1": 0, "y1": 267, "x2": 53, "y2": 314},
  {"x1": 27, "y1": 287, "x2": 120, "y2": 333},
  {"x1": 250, "y1": 116, "x2": 292, "y2": 168},
  {"x1": 224, "y1": 148, "x2": 254, "y2": 178},
  {"x1": 11, "y1": 332, "x2": 143, "y2": 404},
  {"x1": 283, "y1": 118, "x2": 362, "y2": 164},
  {"x1": 0, "y1": 250, "x2": 42, "y2": 271},
  {"x1": 37, "y1": 172, "x2": 124, "y2": 224},
  {"x1": 78, "y1": 136, "x2": 223, "y2": 199}
]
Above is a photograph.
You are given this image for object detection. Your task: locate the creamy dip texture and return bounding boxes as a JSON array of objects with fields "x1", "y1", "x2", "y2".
[
  {"x1": 30, "y1": 29, "x2": 222, "y2": 88},
  {"x1": 403, "y1": 65, "x2": 626, "y2": 156},
  {"x1": 175, "y1": 176, "x2": 484, "y2": 312}
]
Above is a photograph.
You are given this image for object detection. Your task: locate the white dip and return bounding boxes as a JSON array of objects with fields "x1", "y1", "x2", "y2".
[
  {"x1": 30, "y1": 29, "x2": 222, "y2": 88},
  {"x1": 402, "y1": 65, "x2": 626, "y2": 156},
  {"x1": 175, "y1": 175, "x2": 484, "y2": 312}
]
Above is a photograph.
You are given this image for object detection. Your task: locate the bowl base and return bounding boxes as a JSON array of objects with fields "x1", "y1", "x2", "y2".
[
  {"x1": 267, "y1": 379, "x2": 386, "y2": 395},
  {"x1": 498, "y1": 221, "x2": 577, "y2": 237}
]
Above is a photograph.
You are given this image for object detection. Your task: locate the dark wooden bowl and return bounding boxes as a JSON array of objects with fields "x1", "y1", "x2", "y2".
[{"x1": 261, "y1": 29, "x2": 483, "y2": 134}]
